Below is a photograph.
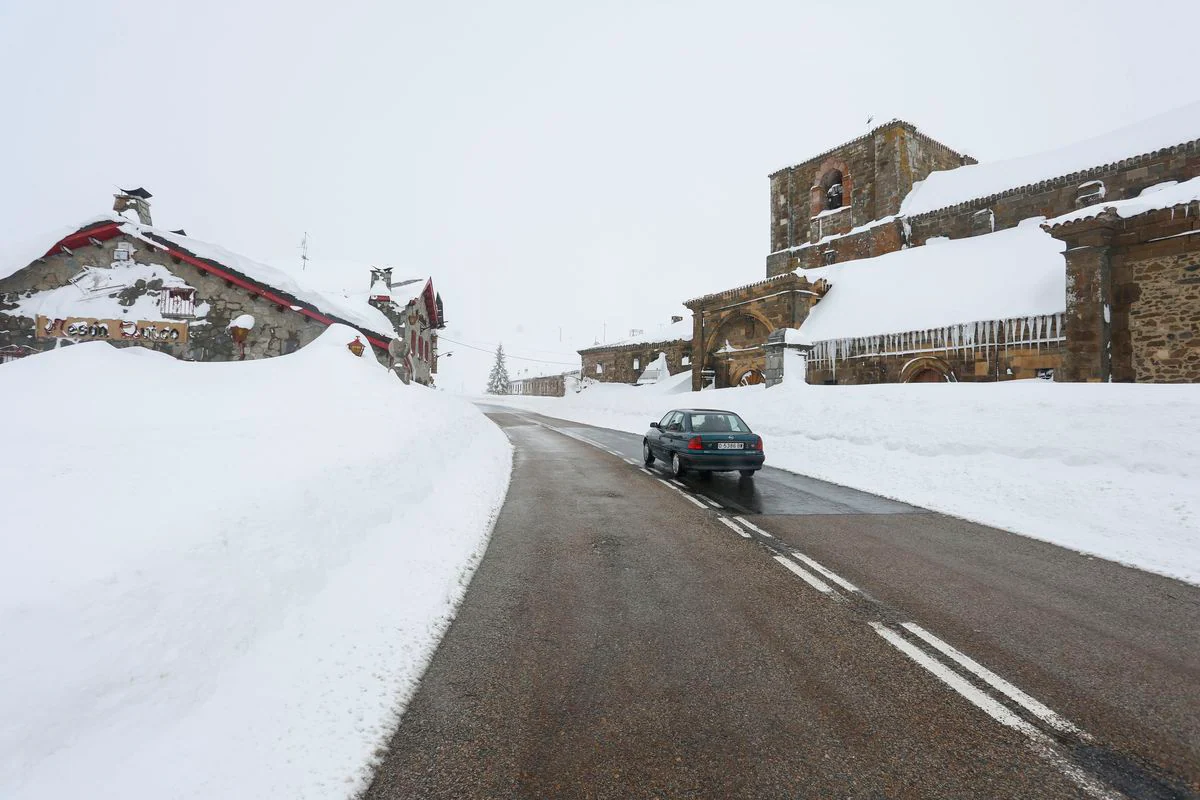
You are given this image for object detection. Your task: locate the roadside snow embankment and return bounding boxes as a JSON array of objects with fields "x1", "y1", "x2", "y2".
[
  {"x1": 496, "y1": 376, "x2": 1200, "y2": 585},
  {"x1": 0, "y1": 327, "x2": 512, "y2": 799}
]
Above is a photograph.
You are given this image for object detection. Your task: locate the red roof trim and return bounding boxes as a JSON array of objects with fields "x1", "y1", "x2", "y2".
[{"x1": 45, "y1": 222, "x2": 391, "y2": 351}]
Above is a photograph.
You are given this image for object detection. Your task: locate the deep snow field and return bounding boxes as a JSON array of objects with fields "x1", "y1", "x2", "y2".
[
  {"x1": 494, "y1": 372, "x2": 1200, "y2": 586},
  {"x1": 0, "y1": 327, "x2": 512, "y2": 799}
]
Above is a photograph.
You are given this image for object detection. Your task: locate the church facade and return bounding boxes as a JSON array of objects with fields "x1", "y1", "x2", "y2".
[{"x1": 686, "y1": 107, "x2": 1200, "y2": 388}]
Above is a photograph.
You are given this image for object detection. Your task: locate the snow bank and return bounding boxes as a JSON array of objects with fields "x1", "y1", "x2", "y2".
[
  {"x1": 497, "y1": 380, "x2": 1200, "y2": 586},
  {"x1": 901, "y1": 100, "x2": 1200, "y2": 217},
  {"x1": 0, "y1": 327, "x2": 512, "y2": 799},
  {"x1": 799, "y1": 220, "x2": 1065, "y2": 341}
]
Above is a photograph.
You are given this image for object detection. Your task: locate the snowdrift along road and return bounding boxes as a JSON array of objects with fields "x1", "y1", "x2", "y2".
[
  {"x1": 495, "y1": 373, "x2": 1200, "y2": 586},
  {"x1": 0, "y1": 326, "x2": 512, "y2": 799}
]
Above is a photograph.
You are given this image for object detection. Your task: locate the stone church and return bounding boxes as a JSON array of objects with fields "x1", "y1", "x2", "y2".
[{"x1": 668, "y1": 104, "x2": 1200, "y2": 387}]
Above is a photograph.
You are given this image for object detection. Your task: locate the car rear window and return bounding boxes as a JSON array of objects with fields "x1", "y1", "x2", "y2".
[{"x1": 687, "y1": 413, "x2": 750, "y2": 433}]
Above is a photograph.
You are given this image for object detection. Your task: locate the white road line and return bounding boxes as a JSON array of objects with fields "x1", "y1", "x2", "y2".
[
  {"x1": 669, "y1": 478, "x2": 686, "y2": 488},
  {"x1": 718, "y1": 517, "x2": 752, "y2": 538},
  {"x1": 656, "y1": 479, "x2": 707, "y2": 509},
  {"x1": 640, "y1": 467, "x2": 654, "y2": 475},
  {"x1": 772, "y1": 555, "x2": 833, "y2": 593},
  {"x1": 703, "y1": 497, "x2": 722, "y2": 508},
  {"x1": 624, "y1": 458, "x2": 638, "y2": 465},
  {"x1": 791, "y1": 552, "x2": 860, "y2": 593},
  {"x1": 735, "y1": 516, "x2": 773, "y2": 537},
  {"x1": 900, "y1": 623, "x2": 1087, "y2": 738},
  {"x1": 872, "y1": 622, "x2": 1119, "y2": 800}
]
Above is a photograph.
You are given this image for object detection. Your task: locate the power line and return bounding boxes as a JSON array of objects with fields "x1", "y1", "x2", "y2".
[{"x1": 436, "y1": 334, "x2": 580, "y2": 366}]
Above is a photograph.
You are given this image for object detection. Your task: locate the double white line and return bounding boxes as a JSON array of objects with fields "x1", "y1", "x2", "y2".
[{"x1": 870, "y1": 621, "x2": 1117, "y2": 799}]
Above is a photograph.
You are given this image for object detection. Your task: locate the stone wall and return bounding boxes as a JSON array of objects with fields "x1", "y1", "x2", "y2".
[
  {"x1": 766, "y1": 218, "x2": 905, "y2": 277},
  {"x1": 908, "y1": 142, "x2": 1200, "y2": 247},
  {"x1": 579, "y1": 338, "x2": 690, "y2": 385},
  {"x1": 1128, "y1": 252, "x2": 1200, "y2": 381},
  {"x1": 0, "y1": 233, "x2": 391, "y2": 367},
  {"x1": 807, "y1": 341, "x2": 1063, "y2": 384}
]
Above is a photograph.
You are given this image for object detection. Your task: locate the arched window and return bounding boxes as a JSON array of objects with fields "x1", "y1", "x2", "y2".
[{"x1": 821, "y1": 169, "x2": 844, "y2": 210}]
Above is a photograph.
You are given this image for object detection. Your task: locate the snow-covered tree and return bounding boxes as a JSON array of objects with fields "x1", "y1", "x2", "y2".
[{"x1": 485, "y1": 344, "x2": 511, "y2": 395}]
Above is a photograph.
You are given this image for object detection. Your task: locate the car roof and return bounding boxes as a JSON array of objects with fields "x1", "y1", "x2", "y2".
[{"x1": 672, "y1": 408, "x2": 741, "y2": 414}]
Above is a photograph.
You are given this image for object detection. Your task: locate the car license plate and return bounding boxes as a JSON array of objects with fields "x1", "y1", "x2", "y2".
[{"x1": 716, "y1": 442, "x2": 744, "y2": 450}]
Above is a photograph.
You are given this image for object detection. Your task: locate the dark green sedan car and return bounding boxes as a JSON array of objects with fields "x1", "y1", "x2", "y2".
[{"x1": 643, "y1": 408, "x2": 764, "y2": 478}]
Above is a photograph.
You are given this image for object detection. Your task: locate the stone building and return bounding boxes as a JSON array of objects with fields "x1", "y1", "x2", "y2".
[
  {"x1": 578, "y1": 316, "x2": 693, "y2": 384},
  {"x1": 688, "y1": 102, "x2": 1200, "y2": 387},
  {"x1": 0, "y1": 193, "x2": 445, "y2": 375},
  {"x1": 508, "y1": 370, "x2": 581, "y2": 397},
  {"x1": 364, "y1": 266, "x2": 444, "y2": 386}
]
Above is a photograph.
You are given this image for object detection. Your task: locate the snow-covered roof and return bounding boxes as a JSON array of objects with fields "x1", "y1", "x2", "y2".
[
  {"x1": 3, "y1": 214, "x2": 395, "y2": 338},
  {"x1": 797, "y1": 219, "x2": 1066, "y2": 342},
  {"x1": 579, "y1": 316, "x2": 692, "y2": 351},
  {"x1": 900, "y1": 100, "x2": 1200, "y2": 218},
  {"x1": 1045, "y1": 177, "x2": 1200, "y2": 228},
  {"x1": 267, "y1": 257, "x2": 431, "y2": 323}
]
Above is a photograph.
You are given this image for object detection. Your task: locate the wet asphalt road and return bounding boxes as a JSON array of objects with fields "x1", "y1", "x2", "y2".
[{"x1": 363, "y1": 408, "x2": 1200, "y2": 799}]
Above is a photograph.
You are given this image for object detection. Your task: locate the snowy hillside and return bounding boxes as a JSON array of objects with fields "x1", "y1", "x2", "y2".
[
  {"x1": 496, "y1": 377, "x2": 1200, "y2": 586},
  {"x1": 0, "y1": 328, "x2": 512, "y2": 799}
]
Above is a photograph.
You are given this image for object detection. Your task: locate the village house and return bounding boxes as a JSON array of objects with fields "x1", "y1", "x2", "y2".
[
  {"x1": 0, "y1": 191, "x2": 445, "y2": 382},
  {"x1": 685, "y1": 103, "x2": 1200, "y2": 387},
  {"x1": 577, "y1": 315, "x2": 693, "y2": 384}
]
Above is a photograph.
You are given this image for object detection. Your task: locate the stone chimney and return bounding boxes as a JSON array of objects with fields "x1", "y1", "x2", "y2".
[
  {"x1": 113, "y1": 187, "x2": 153, "y2": 225},
  {"x1": 369, "y1": 266, "x2": 393, "y2": 294}
]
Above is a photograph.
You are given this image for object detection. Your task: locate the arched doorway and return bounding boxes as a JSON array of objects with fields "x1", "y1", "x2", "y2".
[
  {"x1": 738, "y1": 369, "x2": 765, "y2": 386},
  {"x1": 900, "y1": 356, "x2": 954, "y2": 384},
  {"x1": 908, "y1": 368, "x2": 945, "y2": 383}
]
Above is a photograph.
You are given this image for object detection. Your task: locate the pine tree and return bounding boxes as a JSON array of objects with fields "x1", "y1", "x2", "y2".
[{"x1": 485, "y1": 343, "x2": 511, "y2": 395}]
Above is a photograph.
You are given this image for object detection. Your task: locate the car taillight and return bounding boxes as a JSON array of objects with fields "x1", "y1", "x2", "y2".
[
  {"x1": 753, "y1": 436, "x2": 763, "y2": 451},
  {"x1": 688, "y1": 436, "x2": 704, "y2": 450}
]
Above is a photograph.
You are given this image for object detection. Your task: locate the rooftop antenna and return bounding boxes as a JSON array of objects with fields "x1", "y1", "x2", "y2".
[{"x1": 300, "y1": 232, "x2": 310, "y2": 271}]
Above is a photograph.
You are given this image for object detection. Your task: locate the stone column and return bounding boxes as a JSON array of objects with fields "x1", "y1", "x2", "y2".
[{"x1": 1056, "y1": 214, "x2": 1119, "y2": 382}]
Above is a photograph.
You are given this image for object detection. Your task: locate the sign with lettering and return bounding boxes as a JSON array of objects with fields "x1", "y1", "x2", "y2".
[{"x1": 36, "y1": 315, "x2": 189, "y2": 344}]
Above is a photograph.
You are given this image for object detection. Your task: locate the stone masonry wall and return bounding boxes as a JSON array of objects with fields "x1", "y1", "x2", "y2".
[
  {"x1": 807, "y1": 341, "x2": 1063, "y2": 385},
  {"x1": 766, "y1": 219, "x2": 905, "y2": 277},
  {"x1": 0, "y1": 233, "x2": 391, "y2": 366},
  {"x1": 579, "y1": 338, "x2": 691, "y2": 385},
  {"x1": 908, "y1": 143, "x2": 1200, "y2": 246},
  {"x1": 1127, "y1": 253, "x2": 1200, "y2": 381}
]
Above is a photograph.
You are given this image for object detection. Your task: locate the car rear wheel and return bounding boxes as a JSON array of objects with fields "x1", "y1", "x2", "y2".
[
  {"x1": 739, "y1": 469, "x2": 758, "y2": 477},
  {"x1": 643, "y1": 441, "x2": 655, "y2": 466},
  {"x1": 671, "y1": 453, "x2": 686, "y2": 478}
]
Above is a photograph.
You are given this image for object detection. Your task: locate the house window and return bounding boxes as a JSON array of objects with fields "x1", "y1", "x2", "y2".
[
  {"x1": 596, "y1": 363, "x2": 603, "y2": 374},
  {"x1": 633, "y1": 357, "x2": 640, "y2": 370},
  {"x1": 160, "y1": 286, "x2": 197, "y2": 318},
  {"x1": 823, "y1": 249, "x2": 837, "y2": 266},
  {"x1": 113, "y1": 242, "x2": 133, "y2": 261},
  {"x1": 682, "y1": 356, "x2": 690, "y2": 366}
]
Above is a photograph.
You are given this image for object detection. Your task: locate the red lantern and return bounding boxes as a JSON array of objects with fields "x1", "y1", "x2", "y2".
[{"x1": 347, "y1": 336, "x2": 366, "y2": 357}]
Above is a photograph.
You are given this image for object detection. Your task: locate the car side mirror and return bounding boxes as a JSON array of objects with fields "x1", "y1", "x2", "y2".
[{"x1": 650, "y1": 422, "x2": 660, "y2": 429}]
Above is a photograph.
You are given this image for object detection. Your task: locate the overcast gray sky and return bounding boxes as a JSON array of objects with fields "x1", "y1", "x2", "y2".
[{"x1": 2, "y1": 0, "x2": 1197, "y2": 391}]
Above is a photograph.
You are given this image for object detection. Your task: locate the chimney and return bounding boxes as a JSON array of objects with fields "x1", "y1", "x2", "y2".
[
  {"x1": 113, "y1": 187, "x2": 153, "y2": 225},
  {"x1": 671, "y1": 315, "x2": 683, "y2": 324},
  {"x1": 369, "y1": 267, "x2": 393, "y2": 302}
]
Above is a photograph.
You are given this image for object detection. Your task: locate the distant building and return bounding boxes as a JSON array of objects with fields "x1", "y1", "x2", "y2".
[
  {"x1": 508, "y1": 370, "x2": 581, "y2": 397},
  {"x1": 578, "y1": 316, "x2": 693, "y2": 384}
]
